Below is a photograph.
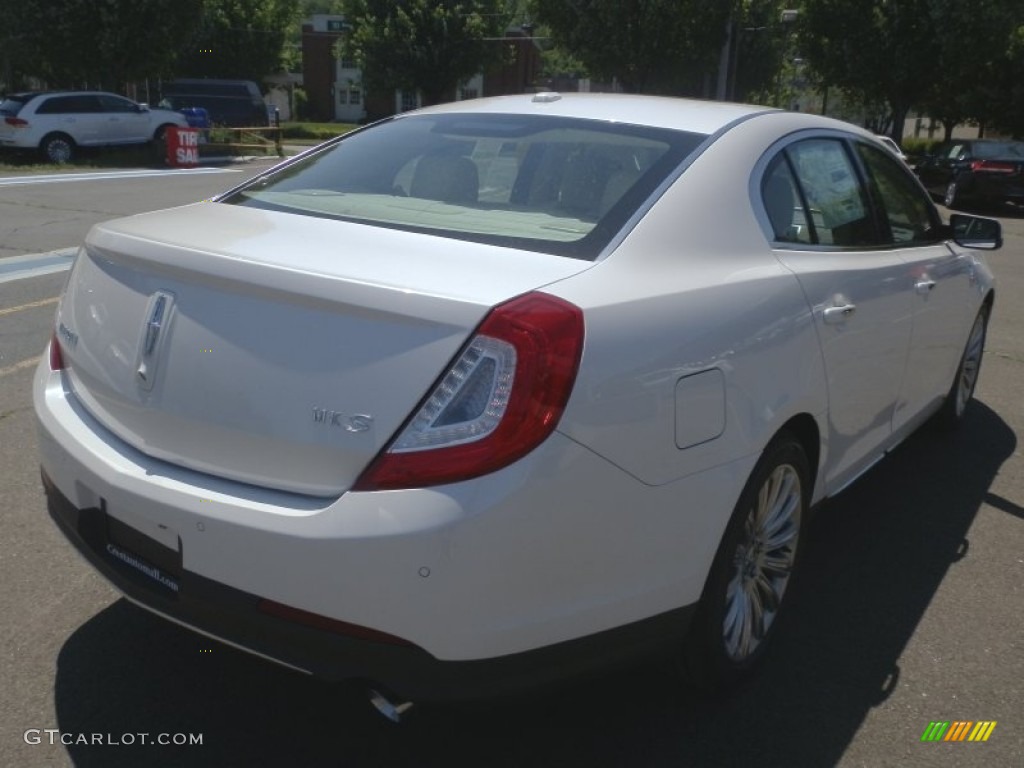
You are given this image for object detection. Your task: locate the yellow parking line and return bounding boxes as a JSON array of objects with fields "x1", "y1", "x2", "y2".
[
  {"x1": 0, "y1": 296, "x2": 59, "y2": 317},
  {"x1": 0, "y1": 356, "x2": 41, "y2": 378}
]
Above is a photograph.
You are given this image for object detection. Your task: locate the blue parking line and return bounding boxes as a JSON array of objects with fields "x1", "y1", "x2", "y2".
[{"x1": 0, "y1": 249, "x2": 76, "y2": 285}]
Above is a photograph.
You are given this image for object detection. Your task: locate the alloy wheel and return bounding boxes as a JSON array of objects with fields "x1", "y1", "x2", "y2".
[
  {"x1": 722, "y1": 463, "x2": 801, "y2": 662},
  {"x1": 955, "y1": 311, "x2": 987, "y2": 418},
  {"x1": 44, "y1": 138, "x2": 72, "y2": 164}
]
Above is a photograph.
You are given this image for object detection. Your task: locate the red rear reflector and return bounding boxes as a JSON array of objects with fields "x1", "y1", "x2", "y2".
[
  {"x1": 970, "y1": 160, "x2": 1015, "y2": 173},
  {"x1": 257, "y1": 599, "x2": 417, "y2": 647},
  {"x1": 49, "y1": 332, "x2": 65, "y2": 370},
  {"x1": 4, "y1": 117, "x2": 28, "y2": 127}
]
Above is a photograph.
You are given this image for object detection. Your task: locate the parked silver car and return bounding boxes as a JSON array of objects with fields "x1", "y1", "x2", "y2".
[{"x1": 0, "y1": 91, "x2": 188, "y2": 163}]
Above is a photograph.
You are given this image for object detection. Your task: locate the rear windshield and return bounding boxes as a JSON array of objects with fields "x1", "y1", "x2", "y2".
[
  {"x1": 973, "y1": 141, "x2": 1024, "y2": 159},
  {"x1": 222, "y1": 113, "x2": 706, "y2": 259},
  {"x1": 0, "y1": 97, "x2": 31, "y2": 116}
]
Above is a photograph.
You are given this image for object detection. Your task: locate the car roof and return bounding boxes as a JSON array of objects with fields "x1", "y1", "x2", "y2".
[
  {"x1": 408, "y1": 93, "x2": 781, "y2": 136},
  {"x1": 7, "y1": 90, "x2": 129, "y2": 99}
]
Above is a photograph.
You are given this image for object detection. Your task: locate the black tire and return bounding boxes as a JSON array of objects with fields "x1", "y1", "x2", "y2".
[
  {"x1": 682, "y1": 433, "x2": 810, "y2": 691},
  {"x1": 151, "y1": 125, "x2": 172, "y2": 164},
  {"x1": 153, "y1": 124, "x2": 173, "y2": 143},
  {"x1": 40, "y1": 133, "x2": 75, "y2": 164},
  {"x1": 935, "y1": 305, "x2": 989, "y2": 429}
]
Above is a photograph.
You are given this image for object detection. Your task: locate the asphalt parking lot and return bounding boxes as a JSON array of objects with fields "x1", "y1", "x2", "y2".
[{"x1": 0, "y1": 164, "x2": 1021, "y2": 767}]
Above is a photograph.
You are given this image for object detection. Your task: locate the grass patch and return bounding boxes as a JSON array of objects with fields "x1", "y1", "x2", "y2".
[
  {"x1": 0, "y1": 144, "x2": 167, "y2": 173},
  {"x1": 280, "y1": 121, "x2": 358, "y2": 141}
]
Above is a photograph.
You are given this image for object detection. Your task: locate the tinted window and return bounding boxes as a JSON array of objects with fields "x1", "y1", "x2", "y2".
[
  {"x1": 785, "y1": 138, "x2": 880, "y2": 247},
  {"x1": 855, "y1": 142, "x2": 938, "y2": 245},
  {"x1": 97, "y1": 94, "x2": 136, "y2": 113},
  {"x1": 762, "y1": 155, "x2": 813, "y2": 244},
  {"x1": 0, "y1": 97, "x2": 31, "y2": 116},
  {"x1": 35, "y1": 95, "x2": 100, "y2": 114},
  {"x1": 159, "y1": 94, "x2": 264, "y2": 126},
  {"x1": 972, "y1": 141, "x2": 1024, "y2": 159},
  {"x1": 223, "y1": 114, "x2": 706, "y2": 260}
]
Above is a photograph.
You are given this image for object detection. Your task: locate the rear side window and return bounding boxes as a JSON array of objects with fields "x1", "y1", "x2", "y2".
[
  {"x1": 223, "y1": 113, "x2": 706, "y2": 260},
  {"x1": 36, "y1": 95, "x2": 100, "y2": 114},
  {"x1": 762, "y1": 136, "x2": 944, "y2": 249},
  {"x1": 97, "y1": 94, "x2": 137, "y2": 113},
  {"x1": 785, "y1": 138, "x2": 879, "y2": 247},
  {"x1": 761, "y1": 155, "x2": 813, "y2": 244}
]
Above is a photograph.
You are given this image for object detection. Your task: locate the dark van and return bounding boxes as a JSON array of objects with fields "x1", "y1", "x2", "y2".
[{"x1": 158, "y1": 79, "x2": 268, "y2": 127}]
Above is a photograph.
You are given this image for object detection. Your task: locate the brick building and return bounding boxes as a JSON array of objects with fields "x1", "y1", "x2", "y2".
[{"x1": 301, "y1": 15, "x2": 542, "y2": 123}]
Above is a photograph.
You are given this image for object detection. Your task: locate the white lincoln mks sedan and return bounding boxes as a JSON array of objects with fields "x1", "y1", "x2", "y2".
[{"x1": 34, "y1": 94, "x2": 1000, "y2": 717}]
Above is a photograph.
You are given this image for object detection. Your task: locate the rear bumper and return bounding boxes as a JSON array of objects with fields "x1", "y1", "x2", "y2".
[
  {"x1": 34, "y1": 354, "x2": 746, "y2": 699},
  {"x1": 43, "y1": 471, "x2": 694, "y2": 700}
]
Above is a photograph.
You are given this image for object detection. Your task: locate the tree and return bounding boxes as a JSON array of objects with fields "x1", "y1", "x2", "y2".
[
  {"x1": 4, "y1": 0, "x2": 203, "y2": 90},
  {"x1": 726, "y1": 0, "x2": 800, "y2": 105},
  {"x1": 987, "y1": 23, "x2": 1024, "y2": 138},
  {"x1": 339, "y1": 0, "x2": 509, "y2": 106},
  {"x1": 527, "y1": 0, "x2": 732, "y2": 95},
  {"x1": 798, "y1": 0, "x2": 939, "y2": 142},
  {"x1": 176, "y1": 0, "x2": 302, "y2": 81},
  {"x1": 918, "y1": 0, "x2": 1020, "y2": 141}
]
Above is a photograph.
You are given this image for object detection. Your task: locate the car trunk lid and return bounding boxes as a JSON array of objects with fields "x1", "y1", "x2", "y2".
[{"x1": 57, "y1": 202, "x2": 592, "y2": 496}]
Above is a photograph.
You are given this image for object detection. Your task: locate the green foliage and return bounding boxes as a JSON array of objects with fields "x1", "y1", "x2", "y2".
[
  {"x1": 292, "y1": 87, "x2": 310, "y2": 120},
  {"x1": 988, "y1": 20, "x2": 1024, "y2": 137},
  {"x1": 176, "y1": 0, "x2": 302, "y2": 81},
  {"x1": 280, "y1": 121, "x2": 356, "y2": 139},
  {"x1": 340, "y1": 0, "x2": 509, "y2": 105},
  {"x1": 798, "y1": 0, "x2": 1023, "y2": 140},
  {"x1": 798, "y1": 0, "x2": 940, "y2": 139},
  {"x1": 1, "y1": 0, "x2": 302, "y2": 90},
  {"x1": 528, "y1": 0, "x2": 732, "y2": 95},
  {"x1": 917, "y1": 0, "x2": 1019, "y2": 136},
  {"x1": 300, "y1": 0, "x2": 345, "y2": 12},
  {"x1": 537, "y1": 45, "x2": 587, "y2": 81},
  {"x1": 901, "y1": 136, "x2": 945, "y2": 157},
  {"x1": 3, "y1": 0, "x2": 203, "y2": 89},
  {"x1": 723, "y1": 1, "x2": 816, "y2": 107}
]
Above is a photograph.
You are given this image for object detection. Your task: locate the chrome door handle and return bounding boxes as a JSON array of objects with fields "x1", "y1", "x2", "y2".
[
  {"x1": 823, "y1": 304, "x2": 857, "y2": 324},
  {"x1": 915, "y1": 279, "x2": 936, "y2": 295}
]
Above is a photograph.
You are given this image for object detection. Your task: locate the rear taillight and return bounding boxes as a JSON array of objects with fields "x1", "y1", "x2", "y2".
[
  {"x1": 48, "y1": 331, "x2": 65, "y2": 371},
  {"x1": 354, "y1": 292, "x2": 584, "y2": 491},
  {"x1": 3, "y1": 116, "x2": 28, "y2": 127},
  {"x1": 970, "y1": 160, "x2": 1016, "y2": 173}
]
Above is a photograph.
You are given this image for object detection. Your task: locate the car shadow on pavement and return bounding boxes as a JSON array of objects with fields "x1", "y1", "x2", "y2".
[{"x1": 53, "y1": 401, "x2": 1015, "y2": 768}]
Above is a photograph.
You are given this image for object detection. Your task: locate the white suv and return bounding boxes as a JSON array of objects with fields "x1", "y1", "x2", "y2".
[{"x1": 0, "y1": 91, "x2": 189, "y2": 163}]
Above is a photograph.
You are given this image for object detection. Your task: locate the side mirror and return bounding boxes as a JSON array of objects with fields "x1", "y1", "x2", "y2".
[{"x1": 949, "y1": 213, "x2": 1002, "y2": 250}]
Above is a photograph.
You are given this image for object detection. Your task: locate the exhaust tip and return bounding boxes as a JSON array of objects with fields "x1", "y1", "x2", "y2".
[{"x1": 368, "y1": 689, "x2": 414, "y2": 723}]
